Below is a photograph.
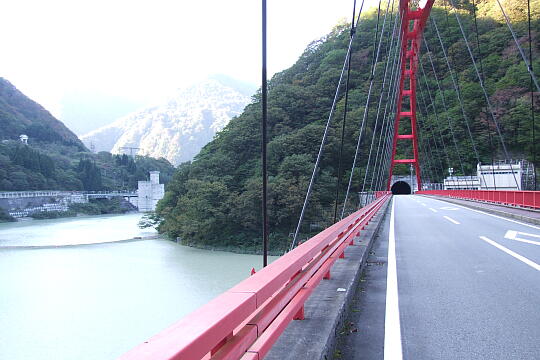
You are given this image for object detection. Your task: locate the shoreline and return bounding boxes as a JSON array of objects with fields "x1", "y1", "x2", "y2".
[
  {"x1": 0, "y1": 235, "x2": 161, "y2": 250},
  {"x1": 174, "y1": 238, "x2": 286, "y2": 256}
]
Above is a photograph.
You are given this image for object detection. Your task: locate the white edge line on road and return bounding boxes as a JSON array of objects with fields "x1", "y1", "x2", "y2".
[
  {"x1": 479, "y1": 236, "x2": 540, "y2": 271},
  {"x1": 419, "y1": 196, "x2": 540, "y2": 230},
  {"x1": 429, "y1": 208, "x2": 437, "y2": 213},
  {"x1": 443, "y1": 215, "x2": 460, "y2": 225},
  {"x1": 384, "y1": 198, "x2": 403, "y2": 360}
]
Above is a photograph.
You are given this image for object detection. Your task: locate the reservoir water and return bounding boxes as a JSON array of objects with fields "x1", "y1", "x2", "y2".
[{"x1": 0, "y1": 214, "x2": 271, "y2": 359}]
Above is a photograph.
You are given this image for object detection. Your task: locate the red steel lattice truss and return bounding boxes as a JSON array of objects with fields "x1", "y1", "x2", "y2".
[{"x1": 387, "y1": 0, "x2": 435, "y2": 191}]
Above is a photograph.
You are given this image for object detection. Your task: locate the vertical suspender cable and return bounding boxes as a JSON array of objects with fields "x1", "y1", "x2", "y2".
[
  {"x1": 334, "y1": 0, "x2": 358, "y2": 224},
  {"x1": 261, "y1": 0, "x2": 269, "y2": 267}
]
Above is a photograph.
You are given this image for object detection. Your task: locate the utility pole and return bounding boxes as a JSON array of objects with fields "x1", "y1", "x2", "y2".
[
  {"x1": 261, "y1": 0, "x2": 269, "y2": 267},
  {"x1": 410, "y1": 164, "x2": 414, "y2": 193},
  {"x1": 119, "y1": 147, "x2": 140, "y2": 157}
]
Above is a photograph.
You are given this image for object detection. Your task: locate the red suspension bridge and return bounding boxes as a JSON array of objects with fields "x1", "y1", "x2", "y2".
[{"x1": 119, "y1": 0, "x2": 539, "y2": 359}]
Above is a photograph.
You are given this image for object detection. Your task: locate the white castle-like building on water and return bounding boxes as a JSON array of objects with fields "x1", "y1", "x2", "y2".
[{"x1": 136, "y1": 171, "x2": 165, "y2": 212}]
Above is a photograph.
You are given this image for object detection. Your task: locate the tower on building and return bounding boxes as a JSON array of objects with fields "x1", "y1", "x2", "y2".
[{"x1": 137, "y1": 171, "x2": 165, "y2": 212}]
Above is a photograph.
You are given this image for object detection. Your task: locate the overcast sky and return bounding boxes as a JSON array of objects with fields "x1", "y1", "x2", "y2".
[{"x1": 0, "y1": 0, "x2": 378, "y2": 123}]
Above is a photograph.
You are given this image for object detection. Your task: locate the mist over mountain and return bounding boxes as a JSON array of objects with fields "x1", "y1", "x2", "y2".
[
  {"x1": 81, "y1": 77, "x2": 255, "y2": 165},
  {"x1": 59, "y1": 90, "x2": 147, "y2": 135}
]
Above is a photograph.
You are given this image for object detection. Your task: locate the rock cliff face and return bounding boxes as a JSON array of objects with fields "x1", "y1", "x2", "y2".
[{"x1": 81, "y1": 78, "x2": 253, "y2": 165}]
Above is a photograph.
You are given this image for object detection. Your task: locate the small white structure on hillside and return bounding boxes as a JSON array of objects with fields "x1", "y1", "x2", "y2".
[
  {"x1": 19, "y1": 134, "x2": 28, "y2": 144},
  {"x1": 137, "y1": 171, "x2": 165, "y2": 212}
]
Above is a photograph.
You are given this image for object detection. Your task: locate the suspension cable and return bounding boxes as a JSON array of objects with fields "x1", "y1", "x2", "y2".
[
  {"x1": 361, "y1": 0, "x2": 399, "y2": 195},
  {"x1": 341, "y1": 0, "x2": 393, "y2": 218},
  {"x1": 375, "y1": 65, "x2": 401, "y2": 192},
  {"x1": 448, "y1": 0, "x2": 519, "y2": 188},
  {"x1": 370, "y1": 12, "x2": 403, "y2": 191},
  {"x1": 421, "y1": 46, "x2": 471, "y2": 188},
  {"x1": 417, "y1": 63, "x2": 453, "y2": 172},
  {"x1": 416, "y1": 121, "x2": 437, "y2": 186},
  {"x1": 375, "y1": 41, "x2": 403, "y2": 191},
  {"x1": 468, "y1": 0, "x2": 498, "y2": 189},
  {"x1": 429, "y1": 18, "x2": 487, "y2": 187},
  {"x1": 289, "y1": 0, "x2": 367, "y2": 251},
  {"x1": 333, "y1": 0, "x2": 359, "y2": 224},
  {"x1": 495, "y1": 0, "x2": 540, "y2": 92},
  {"x1": 416, "y1": 88, "x2": 447, "y2": 179},
  {"x1": 416, "y1": 80, "x2": 447, "y2": 174}
]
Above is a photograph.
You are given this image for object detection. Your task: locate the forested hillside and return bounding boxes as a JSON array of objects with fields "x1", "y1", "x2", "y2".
[
  {"x1": 0, "y1": 78, "x2": 85, "y2": 148},
  {"x1": 0, "y1": 78, "x2": 175, "y2": 191},
  {"x1": 0, "y1": 140, "x2": 175, "y2": 191},
  {"x1": 156, "y1": 0, "x2": 538, "y2": 252}
]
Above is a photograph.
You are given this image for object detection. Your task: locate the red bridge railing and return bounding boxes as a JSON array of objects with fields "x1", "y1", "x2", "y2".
[
  {"x1": 119, "y1": 193, "x2": 392, "y2": 360},
  {"x1": 416, "y1": 190, "x2": 540, "y2": 209}
]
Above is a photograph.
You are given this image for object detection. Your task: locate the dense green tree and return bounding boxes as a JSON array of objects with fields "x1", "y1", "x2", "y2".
[{"x1": 77, "y1": 159, "x2": 103, "y2": 191}]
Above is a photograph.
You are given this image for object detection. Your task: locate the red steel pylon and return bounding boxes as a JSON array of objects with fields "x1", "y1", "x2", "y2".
[{"x1": 387, "y1": 0, "x2": 435, "y2": 191}]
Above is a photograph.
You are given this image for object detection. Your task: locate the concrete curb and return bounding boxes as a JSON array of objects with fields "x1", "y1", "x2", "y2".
[
  {"x1": 418, "y1": 195, "x2": 540, "y2": 225},
  {"x1": 266, "y1": 198, "x2": 392, "y2": 360}
]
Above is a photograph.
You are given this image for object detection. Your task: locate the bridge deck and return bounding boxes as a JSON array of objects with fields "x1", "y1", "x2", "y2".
[{"x1": 337, "y1": 195, "x2": 540, "y2": 359}]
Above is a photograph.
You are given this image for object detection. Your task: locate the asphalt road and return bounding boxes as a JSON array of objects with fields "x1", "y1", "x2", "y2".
[{"x1": 337, "y1": 194, "x2": 540, "y2": 360}]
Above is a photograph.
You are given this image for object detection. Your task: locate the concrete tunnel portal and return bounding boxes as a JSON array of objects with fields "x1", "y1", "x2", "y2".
[{"x1": 391, "y1": 181, "x2": 411, "y2": 195}]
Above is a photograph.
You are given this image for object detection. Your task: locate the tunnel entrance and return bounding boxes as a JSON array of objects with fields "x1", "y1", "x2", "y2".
[{"x1": 391, "y1": 181, "x2": 411, "y2": 195}]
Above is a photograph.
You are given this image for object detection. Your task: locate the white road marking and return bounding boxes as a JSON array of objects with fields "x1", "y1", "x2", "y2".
[
  {"x1": 479, "y1": 236, "x2": 540, "y2": 271},
  {"x1": 443, "y1": 216, "x2": 460, "y2": 225},
  {"x1": 421, "y1": 203, "x2": 427, "y2": 207},
  {"x1": 439, "y1": 206, "x2": 459, "y2": 211},
  {"x1": 419, "y1": 196, "x2": 540, "y2": 230},
  {"x1": 504, "y1": 230, "x2": 540, "y2": 246},
  {"x1": 384, "y1": 198, "x2": 403, "y2": 360},
  {"x1": 429, "y1": 208, "x2": 437, "y2": 213}
]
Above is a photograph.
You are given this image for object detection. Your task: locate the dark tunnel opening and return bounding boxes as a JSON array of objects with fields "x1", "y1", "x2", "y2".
[{"x1": 391, "y1": 181, "x2": 411, "y2": 195}]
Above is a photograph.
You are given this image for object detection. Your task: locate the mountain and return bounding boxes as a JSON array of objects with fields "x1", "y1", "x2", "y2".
[
  {"x1": 81, "y1": 78, "x2": 255, "y2": 165},
  {"x1": 155, "y1": 3, "x2": 539, "y2": 252},
  {"x1": 0, "y1": 78, "x2": 86, "y2": 149},
  {"x1": 0, "y1": 77, "x2": 175, "y2": 192}
]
